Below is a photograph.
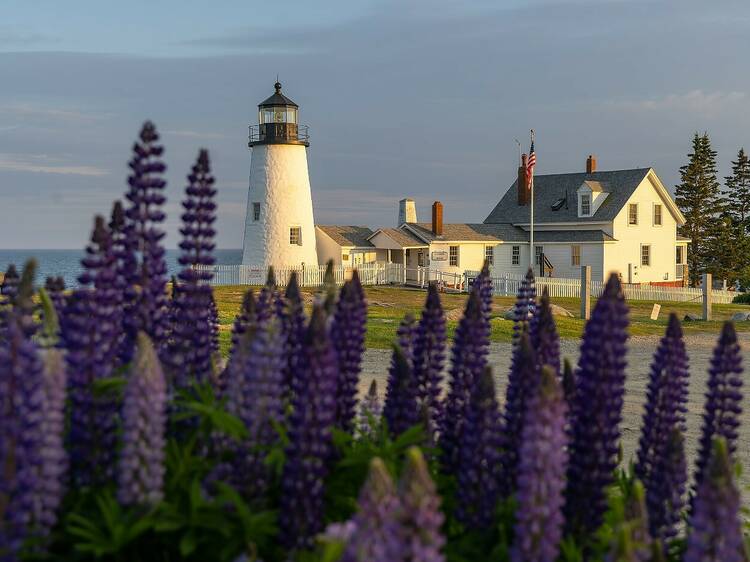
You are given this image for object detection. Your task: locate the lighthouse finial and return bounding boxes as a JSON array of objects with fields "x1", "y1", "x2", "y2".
[{"x1": 275, "y1": 75, "x2": 281, "y2": 93}]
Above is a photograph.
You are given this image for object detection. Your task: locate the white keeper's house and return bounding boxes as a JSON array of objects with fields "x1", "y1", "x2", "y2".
[{"x1": 316, "y1": 157, "x2": 689, "y2": 286}]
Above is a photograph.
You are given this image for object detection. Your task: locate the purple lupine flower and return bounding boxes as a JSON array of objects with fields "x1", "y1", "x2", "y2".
[
  {"x1": 477, "y1": 261, "x2": 494, "y2": 324},
  {"x1": 118, "y1": 332, "x2": 167, "y2": 506},
  {"x1": 439, "y1": 286, "x2": 489, "y2": 475},
  {"x1": 0, "y1": 311, "x2": 45, "y2": 558},
  {"x1": 398, "y1": 447, "x2": 446, "y2": 562},
  {"x1": 231, "y1": 289, "x2": 258, "y2": 355},
  {"x1": 281, "y1": 272, "x2": 306, "y2": 401},
  {"x1": 455, "y1": 367, "x2": 502, "y2": 530},
  {"x1": 109, "y1": 200, "x2": 134, "y2": 365},
  {"x1": 685, "y1": 438, "x2": 747, "y2": 562},
  {"x1": 163, "y1": 149, "x2": 217, "y2": 387},
  {"x1": 383, "y1": 345, "x2": 420, "y2": 438},
  {"x1": 208, "y1": 291, "x2": 220, "y2": 356},
  {"x1": 332, "y1": 271, "x2": 368, "y2": 431},
  {"x1": 529, "y1": 288, "x2": 560, "y2": 375},
  {"x1": 321, "y1": 259, "x2": 338, "y2": 315},
  {"x1": 412, "y1": 283, "x2": 447, "y2": 436},
  {"x1": 564, "y1": 273, "x2": 628, "y2": 539},
  {"x1": 510, "y1": 366, "x2": 568, "y2": 562},
  {"x1": 224, "y1": 319, "x2": 284, "y2": 499},
  {"x1": 693, "y1": 321, "x2": 743, "y2": 491},
  {"x1": 121, "y1": 121, "x2": 169, "y2": 359},
  {"x1": 1, "y1": 260, "x2": 37, "y2": 338},
  {"x1": 340, "y1": 458, "x2": 403, "y2": 562},
  {"x1": 358, "y1": 379, "x2": 382, "y2": 439},
  {"x1": 500, "y1": 331, "x2": 539, "y2": 496},
  {"x1": 43, "y1": 276, "x2": 67, "y2": 322},
  {"x1": 280, "y1": 305, "x2": 339, "y2": 550},
  {"x1": 634, "y1": 313, "x2": 689, "y2": 544},
  {"x1": 605, "y1": 480, "x2": 652, "y2": 562},
  {"x1": 61, "y1": 217, "x2": 121, "y2": 486},
  {"x1": 256, "y1": 268, "x2": 279, "y2": 323},
  {"x1": 513, "y1": 268, "x2": 536, "y2": 338},
  {"x1": 38, "y1": 349, "x2": 68, "y2": 537}
]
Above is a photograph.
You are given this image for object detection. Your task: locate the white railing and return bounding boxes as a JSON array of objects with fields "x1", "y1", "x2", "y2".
[
  {"x1": 197, "y1": 262, "x2": 405, "y2": 288},
  {"x1": 201, "y1": 263, "x2": 740, "y2": 304},
  {"x1": 464, "y1": 270, "x2": 737, "y2": 304}
]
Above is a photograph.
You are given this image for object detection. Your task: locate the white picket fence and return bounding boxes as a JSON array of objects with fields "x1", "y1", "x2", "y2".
[
  {"x1": 465, "y1": 270, "x2": 738, "y2": 304},
  {"x1": 200, "y1": 263, "x2": 739, "y2": 304},
  {"x1": 198, "y1": 262, "x2": 406, "y2": 288}
]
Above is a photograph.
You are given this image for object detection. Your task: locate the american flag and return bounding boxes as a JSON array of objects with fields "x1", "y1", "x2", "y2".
[{"x1": 526, "y1": 136, "x2": 536, "y2": 183}]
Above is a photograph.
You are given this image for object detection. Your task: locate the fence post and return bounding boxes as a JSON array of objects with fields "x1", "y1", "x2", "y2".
[
  {"x1": 580, "y1": 265, "x2": 591, "y2": 320},
  {"x1": 702, "y1": 273, "x2": 712, "y2": 321}
]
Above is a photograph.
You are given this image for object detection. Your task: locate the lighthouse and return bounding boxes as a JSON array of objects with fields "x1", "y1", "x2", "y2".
[{"x1": 241, "y1": 82, "x2": 318, "y2": 269}]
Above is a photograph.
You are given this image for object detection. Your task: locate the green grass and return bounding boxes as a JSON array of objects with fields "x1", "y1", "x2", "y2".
[{"x1": 212, "y1": 285, "x2": 750, "y2": 353}]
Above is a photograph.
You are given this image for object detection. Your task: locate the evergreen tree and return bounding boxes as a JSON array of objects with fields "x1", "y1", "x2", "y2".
[
  {"x1": 723, "y1": 148, "x2": 750, "y2": 286},
  {"x1": 675, "y1": 132, "x2": 723, "y2": 285}
]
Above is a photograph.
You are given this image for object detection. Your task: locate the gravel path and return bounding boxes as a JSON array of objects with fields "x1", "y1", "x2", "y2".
[{"x1": 359, "y1": 332, "x2": 750, "y2": 490}]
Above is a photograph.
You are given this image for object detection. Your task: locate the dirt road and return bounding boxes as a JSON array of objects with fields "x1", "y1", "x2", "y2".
[{"x1": 359, "y1": 331, "x2": 750, "y2": 490}]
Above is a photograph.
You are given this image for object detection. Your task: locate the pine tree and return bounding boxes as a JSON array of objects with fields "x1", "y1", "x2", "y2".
[
  {"x1": 675, "y1": 132, "x2": 723, "y2": 286},
  {"x1": 723, "y1": 148, "x2": 750, "y2": 286}
]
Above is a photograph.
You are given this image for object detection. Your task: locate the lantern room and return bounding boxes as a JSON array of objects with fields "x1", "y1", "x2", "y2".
[{"x1": 249, "y1": 82, "x2": 309, "y2": 147}]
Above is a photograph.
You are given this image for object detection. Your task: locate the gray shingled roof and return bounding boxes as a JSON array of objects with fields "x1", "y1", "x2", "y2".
[
  {"x1": 484, "y1": 168, "x2": 652, "y2": 225},
  {"x1": 372, "y1": 228, "x2": 427, "y2": 247},
  {"x1": 316, "y1": 225, "x2": 375, "y2": 247},
  {"x1": 406, "y1": 223, "x2": 527, "y2": 243}
]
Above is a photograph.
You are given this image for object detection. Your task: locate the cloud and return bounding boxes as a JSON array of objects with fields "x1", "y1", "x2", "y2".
[
  {"x1": 0, "y1": 153, "x2": 109, "y2": 176},
  {"x1": 163, "y1": 129, "x2": 227, "y2": 139},
  {"x1": 0, "y1": 103, "x2": 114, "y2": 122},
  {"x1": 609, "y1": 90, "x2": 748, "y2": 117}
]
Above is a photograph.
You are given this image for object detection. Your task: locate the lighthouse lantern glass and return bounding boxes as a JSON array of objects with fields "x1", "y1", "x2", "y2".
[{"x1": 259, "y1": 106, "x2": 298, "y2": 125}]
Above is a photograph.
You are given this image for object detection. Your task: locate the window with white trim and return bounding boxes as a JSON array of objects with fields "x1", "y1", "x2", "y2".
[
  {"x1": 512, "y1": 246, "x2": 520, "y2": 265},
  {"x1": 641, "y1": 244, "x2": 650, "y2": 266},
  {"x1": 676, "y1": 246, "x2": 684, "y2": 264},
  {"x1": 629, "y1": 203, "x2": 638, "y2": 225},
  {"x1": 571, "y1": 245, "x2": 581, "y2": 267},
  {"x1": 485, "y1": 245, "x2": 494, "y2": 266},
  {"x1": 653, "y1": 204, "x2": 662, "y2": 226},
  {"x1": 449, "y1": 246, "x2": 459, "y2": 267},
  {"x1": 289, "y1": 226, "x2": 302, "y2": 246},
  {"x1": 580, "y1": 194, "x2": 591, "y2": 216},
  {"x1": 252, "y1": 202, "x2": 261, "y2": 221}
]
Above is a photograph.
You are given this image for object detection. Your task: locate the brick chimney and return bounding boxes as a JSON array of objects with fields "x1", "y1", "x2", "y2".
[
  {"x1": 517, "y1": 153, "x2": 529, "y2": 205},
  {"x1": 586, "y1": 154, "x2": 597, "y2": 174},
  {"x1": 431, "y1": 201, "x2": 443, "y2": 236}
]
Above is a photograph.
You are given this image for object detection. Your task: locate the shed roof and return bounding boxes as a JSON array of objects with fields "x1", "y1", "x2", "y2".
[
  {"x1": 316, "y1": 225, "x2": 375, "y2": 247},
  {"x1": 484, "y1": 168, "x2": 652, "y2": 224},
  {"x1": 370, "y1": 228, "x2": 427, "y2": 248}
]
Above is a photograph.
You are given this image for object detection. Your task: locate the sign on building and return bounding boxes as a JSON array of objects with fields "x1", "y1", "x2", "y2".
[{"x1": 431, "y1": 250, "x2": 448, "y2": 262}]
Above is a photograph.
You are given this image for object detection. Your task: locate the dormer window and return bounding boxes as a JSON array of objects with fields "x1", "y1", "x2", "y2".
[
  {"x1": 577, "y1": 180, "x2": 608, "y2": 218},
  {"x1": 580, "y1": 194, "x2": 591, "y2": 216}
]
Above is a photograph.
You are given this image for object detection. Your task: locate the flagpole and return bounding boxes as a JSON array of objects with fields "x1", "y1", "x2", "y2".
[{"x1": 529, "y1": 129, "x2": 535, "y2": 273}]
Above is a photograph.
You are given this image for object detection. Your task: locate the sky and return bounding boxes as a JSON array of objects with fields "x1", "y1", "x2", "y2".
[{"x1": 1, "y1": 0, "x2": 749, "y2": 249}]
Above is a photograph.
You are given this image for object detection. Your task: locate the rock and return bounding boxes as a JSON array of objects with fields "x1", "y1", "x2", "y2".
[
  {"x1": 500, "y1": 304, "x2": 573, "y2": 320},
  {"x1": 684, "y1": 313, "x2": 701, "y2": 322},
  {"x1": 731, "y1": 312, "x2": 750, "y2": 322},
  {"x1": 549, "y1": 304, "x2": 574, "y2": 318}
]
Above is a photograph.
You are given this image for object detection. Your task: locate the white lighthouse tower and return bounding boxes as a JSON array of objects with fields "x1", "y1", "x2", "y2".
[{"x1": 242, "y1": 82, "x2": 318, "y2": 269}]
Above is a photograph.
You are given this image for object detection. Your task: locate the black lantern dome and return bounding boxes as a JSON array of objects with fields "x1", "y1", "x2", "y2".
[{"x1": 249, "y1": 82, "x2": 309, "y2": 147}]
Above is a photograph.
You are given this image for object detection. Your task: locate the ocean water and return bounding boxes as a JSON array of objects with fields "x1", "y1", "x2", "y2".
[{"x1": 0, "y1": 249, "x2": 242, "y2": 287}]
